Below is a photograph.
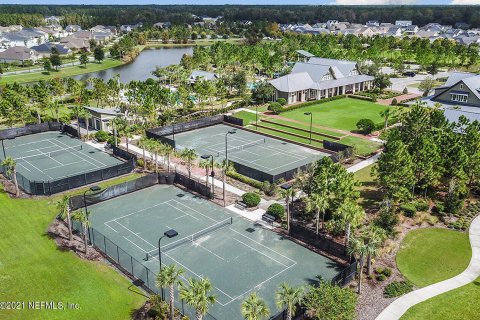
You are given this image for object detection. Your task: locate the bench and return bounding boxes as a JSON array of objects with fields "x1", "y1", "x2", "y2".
[
  {"x1": 234, "y1": 201, "x2": 247, "y2": 210},
  {"x1": 262, "y1": 213, "x2": 275, "y2": 225}
]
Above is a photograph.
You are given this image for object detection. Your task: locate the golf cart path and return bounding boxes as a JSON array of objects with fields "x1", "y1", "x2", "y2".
[{"x1": 376, "y1": 215, "x2": 480, "y2": 320}]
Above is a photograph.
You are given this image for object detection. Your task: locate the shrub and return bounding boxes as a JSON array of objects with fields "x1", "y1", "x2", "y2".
[
  {"x1": 376, "y1": 274, "x2": 386, "y2": 281},
  {"x1": 226, "y1": 171, "x2": 263, "y2": 189},
  {"x1": 400, "y1": 203, "x2": 417, "y2": 218},
  {"x1": 374, "y1": 209, "x2": 399, "y2": 237},
  {"x1": 383, "y1": 281, "x2": 414, "y2": 298},
  {"x1": 356, "y1": 118, "x2": 375, "y2": 134},
  {"x1": 106, "y1": 135, "x2": 120, "y2": 146},
  {"x1": 94, "y1": 130, "x2": 109, "y2": 142},
  {"x1": 277, "y1": 98, "x2": 287, "y2": 106},
  {"x1": 242, "y1": 192, "x2": 261, "y2": 207},
  {"x1": 261, "y1": 180, "x2": 278, "y2": 196},
  {"x1": 136, "y1": 158, "x2": 145, "y2": 168},
  {"x1": 266, "y1": 203, "x2": 285, "y2": 220},
  {"x1": 302, "y1": 282, "x2": 357, "y2": 320},
  {"x1": 433, "y1": 202, "x2": 445, "y2": 214},
  {"x1": 391, "y1": 98, "x2": 398, "y2": 106},
  {"x1": 382, "y1": 267, "x2": 392, "y2": 277},
  {"x1": 278, "y1": 95, "x2": 346, "y2": 113},
  {"x1": 375, "y1": 267, "x2": 384, "y2": 274},
  {"x1": 268, "y1": 102, "x2": 283, "y2": 114},
  {"x1": 415, "y1": 200, "x2": 429, "y2": 212}
]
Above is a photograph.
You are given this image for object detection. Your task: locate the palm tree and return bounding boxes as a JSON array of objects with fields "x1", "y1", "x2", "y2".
[
  {"x1": 57, "y1": 195, "x2": 73, "y2": 241},
  {"x1": 137, "y1": 135, "x2": 149, "y2": 171},
  {"x1": 1, "y1": 157, "x2": 19, "y2": 196},
  {"x1": 380, "y1": 109, "x2": 391, "y2": 131},
  {"x1": 156, "y1": 264, "x2": 185, "y2": 320},
  {"x1": 241, "y1": 292, "x2": 270, "y2": 320},
  {"x1": 280, "y1": 187, "x2": 295, "y2": 233},
  {"x1": 71, "y1": 105, "x2": 90, "y2": 139},
  {"x1": 146, "y1": 139, "x2": 161, "y2": 173},
  {"x1": 305, "y1": 193, "x2": 329, "y2": 235},
  {"x1": 335, "y1": 201, "x2": 365, "y2": 248},
  {"x1": 199, "y1": 158, "x2": 210, "y2": 187},
  {"x1": 363, "y1": 226, "x2": 386, "y2": 276},
  {"x1": 348, "y1": 236, "x2": 369, "y2": 294},
  {"x1": 72, "y1": 210, "x2": 91, "y2": 254},
  {"x1": 179, "y1": 148, "x2": 197, "y2": 178},
  {"x1": 162, "y1": 143, "x2": 174, "y2": 173},
  {"x1": 275, "y1": 282, "x2": 303, "y2": 320},
  {"x1": 180, "y1": 277, "x2": 216, "y2": 320}
]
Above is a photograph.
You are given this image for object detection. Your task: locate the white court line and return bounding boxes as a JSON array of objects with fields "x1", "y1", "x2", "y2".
[
  {"x1": 35, "y1": 148, "x2": 63, "y2": 166},
  {"x1": 4, "y1": 138, "x2": 57, "y2": 150},
  {"x1": 105, "y1": 223, "x2": 118, "y2": 233},
  {"x1": 168, "y1": 199, "x2": 217, "y2": 222},
  {"x1": 50, "y1": 139, "x2": 104, "y2": 168},
  {"x1": 43, "y1": 160, "x2": 86, "y2": 171},
  {"x1": 123, "y1": 236, "x2": 149, "y2": 253},
  {"x1": 165, "y1": 201, "x2": 201, "y2": 221},
  {"x1": 231, "y1": 237, "x2": 289, "y2": 268},
  {"x1": 112, "y1": 220, "x2": 157, "y2": 250},
  {"x1": 21, "y1": 158, "x2": 53, "y2": 180},
  {"x1": 103, "y1": 200, "x2": 172, "y2": 224},
  {"x1": 17, "y1": 163, "x2": 31, "y2": 173},
  {"x1": 193, "y1": 241, "x2": 226, "y2": 261}
]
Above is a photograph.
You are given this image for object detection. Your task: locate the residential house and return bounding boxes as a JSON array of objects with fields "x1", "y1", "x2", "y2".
[
  {"x1": 414, "y1": 30, "x2": 439, "y2": 39},
  {"x1": 0, "y1": 46, "x2": 39, "y2": 63},
  {"x1": 269, "y1": 57, "x2": 374, "y2": 105},
  {"x1": 0, "y1": 25, "x2": 22, "y2": 34},
  {"x1": 31, "y1": 42, "x2": 71, "y2": 57},
  {"x1": 44, "y1": 16, "x2": 62, "y2": 25},
  {"x1": 404, "y1": 25, "x2": 419, "y2": 35},
  {"x1": 238, "y1": 20, "x2": 252, "y2": 27},
  {"x1": 386, "y1": 26, "x2": 403, "y2": 37},
  {"x1": 0, "y1": 28, "x2": 48, "y2": 49},
  {"x1": 188, "y1": 70, "x2": 218, "y2": 84},
  {"x1": 417, "y1": 72, "x2": 480, "y2": 124},
  {"x1": 395, "y1": 20, "x2": 413, "y2": 27},
  {"x1": 366, "y1": 20, "x2": 380, "y2": 27},
  {"x1": 65, "y1": 25, "x2": 82, "y2": 34},
  {"x1": 154, "y1": 22, "x2": 172, "y2": 29},
  {"x1": 120, "y1": 23, "x2": 143, "y2": 33},
  {"x1": 59, "y1": 36, "x2": 90, "y2": 51}
]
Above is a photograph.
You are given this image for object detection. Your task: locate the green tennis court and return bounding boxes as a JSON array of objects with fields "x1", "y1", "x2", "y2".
[
  {"x1": 166, "y1": 124, "x2": 329, "y2": 181},
  {"x1": 1, "y1": 131, "x2": 124, "y2": 182},
  {"x1": 88, "y1": 184, "x2": 340, "y2": 320}
]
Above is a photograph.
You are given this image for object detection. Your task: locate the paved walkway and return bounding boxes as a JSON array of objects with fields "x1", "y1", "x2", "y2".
[
  {"x1": 377, "y1": 93, "x2": 421, "y2": 106},
  {"x1": 347, "y1": 153, "x2": 381, "y2": 173},
  {"x1": 376, "y1": 215, "x2": 480, "y2": 320}
]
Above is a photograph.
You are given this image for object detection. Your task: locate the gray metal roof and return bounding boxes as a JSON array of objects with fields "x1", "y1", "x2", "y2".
[
  {"x1": 307, "y1": 57, "x2": 357, "y2": 78},
  {"x1": 269, "y1": 72, "x2": 314, "y2": 92},
  {"x1": 84, "y1": 106, "x2": 119, "y2": 116},
  {"x1": 295, "y1": 50, "x2": 315, "y2": 58},
  {"x1": 189, "y1": 70, "x2": 217, "y2": 81},
  {"x1": 310, "y1": 74, "x2": 374, "y2": 90},
  {"x1": 291, "y1": 62, "x2": 330, "y2": 82}
]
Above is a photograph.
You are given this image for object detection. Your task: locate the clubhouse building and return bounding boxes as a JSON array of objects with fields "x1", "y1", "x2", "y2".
[{"x1": 269, "y1": 56, "x2": 374, "y2": 105}]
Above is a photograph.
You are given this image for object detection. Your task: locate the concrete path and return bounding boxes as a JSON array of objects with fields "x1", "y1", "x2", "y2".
[
  {"x1": 377, "y1": 93, "x2": 421, "y2": 106},
  {"x1": 375, "y1": 215, "x2": 480, "y2": 320},
  {"x1": 347, "y1": 153, "x2": 381, "y2": 173}
]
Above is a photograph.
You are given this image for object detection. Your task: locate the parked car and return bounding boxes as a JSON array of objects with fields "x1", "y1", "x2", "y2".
[{"x1": 403, "y1": 71, "x2": 416, "y2": 77}]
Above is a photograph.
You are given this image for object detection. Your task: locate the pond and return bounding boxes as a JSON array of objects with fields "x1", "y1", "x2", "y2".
[{"x1": 73, "y1": 46, "x2": 193, "y2": 83}]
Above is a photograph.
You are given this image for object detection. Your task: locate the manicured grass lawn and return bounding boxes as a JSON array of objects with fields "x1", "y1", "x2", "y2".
[
  {"x1": 246, "y1": 120, "x2": 381, "y2": 156},
  {"x1": 280, "y1": 98, "x2": 389, "y2": 131},
  {"x1": 232, "y1": 110, "x2": 259, "y2": 125},
  {"x1": 396, "y1": 228, "x2": 471, "y2": 287},
  {"x1": 354, "y1": 164, "x2": 381, "y2": 208},
  {"x1": 0, "y1": 59, "x2": 124, "y2": 85},
  {"x1": 401, "y1": 277, "x2": 480, "y2": 320},
  {"x1": 0, "y1": 174, "x2": 145, "y2": 319}
]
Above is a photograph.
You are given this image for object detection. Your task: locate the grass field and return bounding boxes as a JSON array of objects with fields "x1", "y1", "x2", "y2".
[
  {"x1": 396, "y1": 228, "x2": 471, "y2": 287},
  {"x1": 353, "y1": 164, "x2": 381, "y2": 208},
  {"x1": 232, "y1": 109, "x2": 382, "y2": 156},
  {"x1": 280, "y1": 98, "x2": 389, "y2": 131},
  {"x1": 0, "y1": 59, "x2": 124, "y2": 85},
  {"x1": 401, "y1": 277, "x2": 480, "y2": 320},
  {"x1": 0, "y1": 173, "x2": 145, "y2": 320}
]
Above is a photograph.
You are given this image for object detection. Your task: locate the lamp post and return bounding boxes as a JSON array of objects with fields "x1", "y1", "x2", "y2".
[
  {"x1": 223, "y1": 129, "x2": 236, "y2": 206},
  {"x1": 304, "y1": 112, "x2": 313, "y2": 144},
  {"x1": 201, "y1": 154, "x2": 214, "y2": 199},
  {"x1": 0, "y1": 136, "x2": 15, "y2": 159},
  {"x1": 83, "y1": 185, "x2": 101, "y2": 245},
  {"x1": 251, "y1": 99, "x2": 258, "y2": 130},
  {"x1": 158, "y1": 229, "x2": 178, "y2": 300}
]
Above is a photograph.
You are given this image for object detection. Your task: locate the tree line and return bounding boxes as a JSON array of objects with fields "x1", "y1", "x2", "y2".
[{"x1": 2, "y1": 5, "x2": 480, "y2": 28}]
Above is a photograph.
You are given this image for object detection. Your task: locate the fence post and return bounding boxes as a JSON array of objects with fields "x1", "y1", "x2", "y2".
[
  {"x1": 116, "y1": 246, "x2": 120, "y2": 263},
  {"x1": 131, "y1": 256, "x2": 134, "y2": 276},
  {"x1": 103, "y1": 234, "x2": 107, "y2": 252}
]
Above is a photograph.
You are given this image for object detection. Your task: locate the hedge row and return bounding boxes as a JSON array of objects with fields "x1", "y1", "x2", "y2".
[
  {"x1": 278, "y1": 95, "x2": 347, "y2": 113},
  {"x1": 226, "y1": 170, "x2": 263, "y2": 189},
  {"x1": 347, "y1": 94, "x2": 374, "y2": 102}
]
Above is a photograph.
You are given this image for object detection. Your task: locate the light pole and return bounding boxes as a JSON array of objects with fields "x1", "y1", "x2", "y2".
[
  {"x1": 83, "y1": 185, "x2": 102, "y2": 245},
  {"x1": 201, "y1": 154, "x2": 214, "y2": 199},
  {"x1": 251, "y1": 99, "x2": 258, "y2": 130},
  {"x1": 158, "y1": 229, "x2": 178, "y2": 300},
  {"x1": 304, "y1": 112, "x2": 313, "y2": 144},
  {"x1": 223, "y1": 129, "x2": 236, "y2": 206}
]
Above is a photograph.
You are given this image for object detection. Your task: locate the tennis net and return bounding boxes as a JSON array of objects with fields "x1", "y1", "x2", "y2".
[
  {"x1": 148, "y1": 217, "x2": 233, "y2": 258},
  {"x1": 217, "y1": 138, "x2": 266, "y2": 157},
  {"x1": 13, "y1": 145, "x2": 83, "y2": 162}
]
